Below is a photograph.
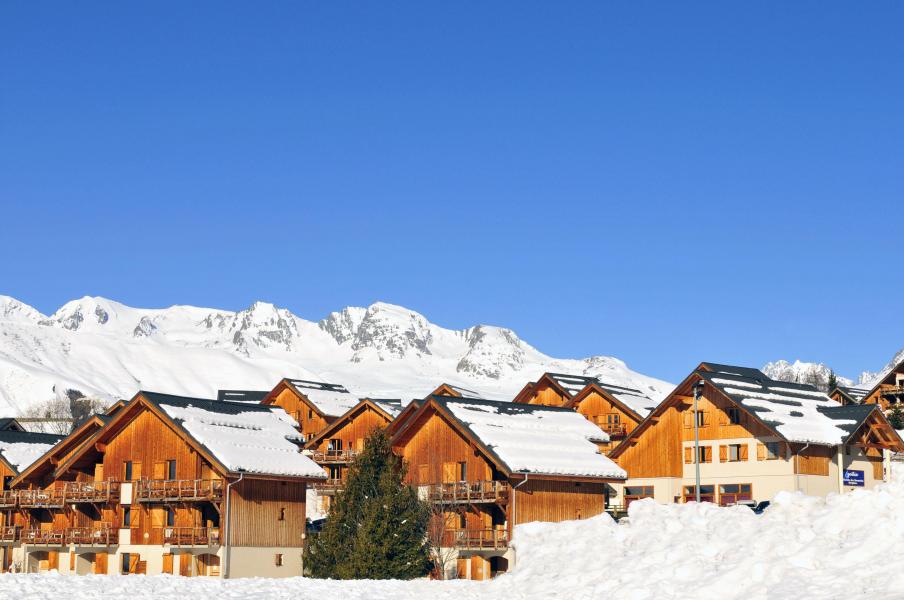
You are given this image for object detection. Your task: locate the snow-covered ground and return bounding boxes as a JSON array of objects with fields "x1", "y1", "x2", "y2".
[{"x1": 6, "y1": 467, "x2": 904, "y2": 599}]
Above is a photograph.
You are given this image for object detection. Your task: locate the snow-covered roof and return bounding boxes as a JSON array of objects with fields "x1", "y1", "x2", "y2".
[
  {"x1": 590, "y1": 381, "x2": 658, "y2": 417},
  {"x1": 146, "y1": 392, "x2": 327, "y2": 478},
  {"x1": 546, "y1": 373, "x2": 599, "y2": 397},
  {"x1": 701, "y1": 367, "x2": 862, "y2": 446},
  {"x1": 216, "y1": 389, "x2": 269, "y2": 403},
  {"x1": 369, "y1": 398, "x2": 404, "y2": 418},
  {"x1": 0, "y1": 430, "x2": 64, "y2": 474},
  {"x1": 286, "y1": 379, "x2": 359, "y2": 417},
  {"x1": 836, "y1": 386, "x2": 871, "y2": 403},
  {"x1": 433, "y1": 396, "x2": 626, "y2": 479}
]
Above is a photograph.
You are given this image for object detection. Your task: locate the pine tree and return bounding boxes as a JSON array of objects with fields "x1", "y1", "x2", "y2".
[
  {"x1": 305, "y1": 428, "x2": 430, "y2": 579},
  {"x1": 888, "y1": 404, "x2": 904, "y2": 431},
  {"x1": 828, "y1": 370, "x2": 838, "y2": 392}
]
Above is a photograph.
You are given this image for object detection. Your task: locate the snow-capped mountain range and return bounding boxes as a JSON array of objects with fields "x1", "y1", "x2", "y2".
[
  {"x1": 0, "y1": 295, "x2": 674, "y2": 416},
  {"x1": 763, "y1": 350, "x2": 904, "y2": 392}
]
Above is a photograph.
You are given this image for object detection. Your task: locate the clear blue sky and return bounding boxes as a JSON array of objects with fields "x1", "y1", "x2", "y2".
[{"x1": 2, "y1": 3, "x2": 902, "y2": 383}]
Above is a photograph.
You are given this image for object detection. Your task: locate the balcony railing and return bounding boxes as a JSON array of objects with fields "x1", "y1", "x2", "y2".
[
  {"x1": 598, "y1": 422, "x2": 628, "y2": 437},
  {"x1": 164, "y1": 527, "x2": 220, "y2": 547},
  {"x1": 20, "y1": 528, "x2": 66, "y2": 545},
  {"x1": 135, "y1": 479, "x2": 224, "y2": 503},
  {"x1": 313, "y1": 478, "x2": 344, "y2": 494},
  {"x1": 61, "y1": 481, "x2": 120, "y2": 504},
  {"x1": 424, "y1": 480, "x2": 510, "y2": 505},
  {"x1": 66, "y1": 526, "x2": 114, "y2": 546},
  {"x1": 880, "y1": 385, "x2": 904, "y2": 397},
  {"x1": 18, "y1": 489, "x2": 65, "y2": 509},
  {"x1": 452, "y1": 528, "x2": 509, "y2": 550},
  {"x1": 311, "y1": 449, "x2": 359, "y2": 464},
  {"x1": 0, "y1": 490, "x2": 17, "y2": 509},
  {"x1": 0, "y1": 526, "x2": 18, "y2": 544}
]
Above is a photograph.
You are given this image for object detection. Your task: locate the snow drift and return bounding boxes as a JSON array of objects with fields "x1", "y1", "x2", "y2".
[{"x1": 4, "y1": 466, "x2": 904, "y2": 599}]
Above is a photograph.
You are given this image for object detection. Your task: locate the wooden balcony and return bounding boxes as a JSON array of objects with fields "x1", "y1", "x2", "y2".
[
  {"x1": 313, "y1": 478, "x2": 344, "y2": 494},
  {"x1": 20, "y1": 528, "x2": 66, "y2": 545},
  {"x1": 164, "y1": 527, "x2": 220, "y2": 547},
  {"x1": 0, "y1": 526, "x2": 18, "y2": 544},
  {"x1": 424, "y1": 480, "x2": 510, "y2": 505},
  {"x1": 135, "y1": 479, "x2": 224, "y2": 503},
  {"x1": 452, "y1": 528, "x2": 509, "y2": 550},
  {"x1": 66, "y1": 526, "x2": 115, "y2": 546},
  {"x1": 880, "y1": 385, "x2": 904, "y2": 397},
  {"x1": 18, "y1": 489, "x2": 65, "y2": 509},
  {"x1": 0, "y1": 490, "x2": 17, "y2": 509},
  {"x1": 61, "y1": 481, "x2": 120, "y2": 504},
  {"x1": 598, "y1": 422, "x2": 628, "y2": 437},
  {"x1": 311, "y1": 449, "x2": 359, "y2": 464}
]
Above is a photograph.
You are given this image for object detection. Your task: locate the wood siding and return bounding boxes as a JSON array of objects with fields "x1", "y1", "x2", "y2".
[
  {"x1": 268, "y1": 387, "x2": 331, "y2": 441},
  {"x1": 514, "y1": 479, "x2": 605, "y2": 524},
  {"x1": 228, "y1": 478, "x2": 306, "y2": 547}
]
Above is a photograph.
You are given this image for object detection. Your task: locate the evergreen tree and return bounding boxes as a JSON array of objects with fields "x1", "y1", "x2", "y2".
[
  {"x1": 305, "y1": 428, "x2": 430, "y2": 579},
  {"x1": 888, "y1": 404, "x2": 904, "y2": 431},
  {"x1": 828, "y1": 370, "x2": 838, "y2": 392}
]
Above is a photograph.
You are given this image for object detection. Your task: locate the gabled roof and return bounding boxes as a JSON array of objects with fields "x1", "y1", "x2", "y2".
[
  {"x1": 57, "y1": 392, "x2": 327, "y2": 480},
  {"x1": 13, "y1": 414, "x2": 110, "y2": 485},
  {"x1": 0, "y1": 430, "x2": 65, "y2": 475},
  {"x1": 860, "y1": 357, "x2": 904, "y2": 403},
  {"x1": 613, "y1": 363, "x2": 904, "y2": 458},
  {"x1": 429, "y1": 383, "x2": 486, "y2": 400},
  {"x1": 217, "y1": 389, "x2": 269, "y2": 403},
  {"x1": 568, "y1": 381, "x2": 658, "y2": 419},
  {"x1": 0, "y1": 418, "x2": 25, "y2": 432},
  {"x1": 384, "y1": 399, "x2": 422, "y2": 438},
  {"x1": 304, "y1": 398, "x2": 402, "y2": 450},
  {"x1": 394, "y1": 395, "x2": 626, "y2": 480},
  {"x1": 267, "y1": 378, "x2": 359, "y2": 418},
  {"x1": 545, "y1": 373, "x2": 601, "y2": 397},
  {"x1": 832, "y1": 386, "x2": 870, "y2": 404}
]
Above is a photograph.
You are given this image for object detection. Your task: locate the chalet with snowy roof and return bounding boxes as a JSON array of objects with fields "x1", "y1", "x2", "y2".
[
  {"x1": 514, "y1": 372, "x2": 657, "y2": 453},
  {"x1": 609, "y1": 362, "x2": 904, "y2": 508},
  {"x1": 391, "y1": 394, "x2": 625, "y2": 580},
  {"x1": 0, "y1": 429, "x2": 64, "y2": 570},
  {"x1": 304, "y1": 397, "x2": 403, "y2": 511},
  {"x1": 862, "y1": 358, "x2": 904, "y2": 411},
  {"x1": 6, "y1": 391, "x2": 325, "y2": 578},
  {"x1": 830, "y1": 385, "x2": 870, "y2": 406},
  {"x1": 262, "y1": 379, "x2": 358, "y2": 442}
]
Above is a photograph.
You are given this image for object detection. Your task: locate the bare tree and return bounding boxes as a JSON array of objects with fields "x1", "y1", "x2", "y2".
[
  {"x1": 425, "y1": 499, "x2": 461, "y2": 580},
  {"x1": 21, "y1": 396, "x2": 74, "y2": 435}
]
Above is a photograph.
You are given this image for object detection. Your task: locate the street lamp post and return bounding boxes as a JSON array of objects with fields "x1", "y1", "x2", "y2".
[{"x1": 692, "y1": 380, "x2": 705, "y2": 503}]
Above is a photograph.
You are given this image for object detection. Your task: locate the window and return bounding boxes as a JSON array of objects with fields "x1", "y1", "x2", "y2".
[
  {"x1": 308, "y1": 408, "x2": 314, "y2": 420},
  {"x1": 683, "y1": 485, "x2": 715, "y2": 503},
  {"x1": 167, "y1": 460, "x2": 177, "y2": 480},
  {"x1": 696, "y1": 411, "x2": 706, "y2": 427},
  {"x1": 121, "y1": 552, "x2": 131, "y2": 574},
  {"x1": 278, "y1": 507, "x2": 286, "y2": 521},
  {"x1": 765, "y1": 442, "x2": 780, "y2": 460},
  {"x1": 624, "y1": 486, "x2": 654, "y2": 507},
  {"x1": 328, "y1": 438, "x2": 343, "y2": 453},
  {"x1": 123, "y1": 507, "x2": 131, "y2": 527},
  {"x1": 684, "y1": 445, "x2": 712, "y2": 464},
  {"x1": 721, "y1": 444, "x2": 748, "y2": 462},
  {"x1": 458, "y1": 461, "x2": 467, "y2": 480},
  {"x1": 275, "y1": 553, "x2": 284, "y2": 567},
  {"x1": 166, "y1": 507, "x2": 175, "y2": 527},
  {"x1": 607, "y1": 414, "x2": 620, "y2": 424},
  {"x1": 718, "y1": 483, "x2": 752, "y2": 506},
  {"x1": 727, "y1": 407, "x2": 741, "y2": 425},
  {"x1": 123, "y1": 461, "x2": 133, "y2": 481},
  {"x1": 328, "y1": 466, "x2": 341, "y2": 480}
]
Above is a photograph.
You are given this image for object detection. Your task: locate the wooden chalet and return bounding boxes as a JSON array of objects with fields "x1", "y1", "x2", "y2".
[
  {"x1": 609, "y1": 363, "x2": 904, "y2": 508},
  {"x1": 304, "y1": 398, "x2": 403, "y2": 510},
  {"x1": 512, "y1": 372, "x2": 597, "y2": 407},
  {"x1": 6, "y1": 391, "x2": 326, "y2": 578},
  {"x1": 262, "y1": 379, "x2": 359, "y2": 442},
  {"x1": 829, "y1": 385, "x2": 870, "y2": 406},
  {"x1": 566, "y1": 381, "x2": 658, "y2": 453},
  {"x1": 861, "y1": 358, "x2": 904, "y2": 411},
  {"x1": 429, "y1": 383, "x2": 485, "y2": 399},
  {"x1": 0, "y1": 429, "x2": 65, "y2": 570},
  {"x1": 391, "y1": 394, "x2": 626, "y2": 580}
]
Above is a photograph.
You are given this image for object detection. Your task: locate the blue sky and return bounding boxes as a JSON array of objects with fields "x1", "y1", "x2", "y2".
[{"x1": 2, "y1": 3, "x2": 902, "y2": 383}]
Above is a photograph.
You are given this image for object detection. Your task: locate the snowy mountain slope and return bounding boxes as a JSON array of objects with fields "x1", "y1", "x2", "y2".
[
  {"x1": 0, "y1": 295, "x2": 674, "y2": 417},
  {"x1": 764, "y1": 347, "x2": 904, "y2": 392}
]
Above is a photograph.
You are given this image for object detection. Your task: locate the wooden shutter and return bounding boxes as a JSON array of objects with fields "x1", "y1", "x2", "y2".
[
  {"x1": 739, "y1": 444, "x2": 749, "y2": 461},
  {"x1": 137, "y1": 560, "x2": 147, "y2": 575},
  {"x1": 131, "y1": 506, "x2": 141, "y2": 528},
  {"x1": 684, "y1": 447, "x2": 692, "y2": 464},
  {"x1": 683, "y1": 411, "x2": 692, "y2": 428},
  {"x1": 133, "y1": 462, "x2": 142, "y2": 481},
  {"x1": 153, "y1": 461, "x2": 166, "y2": 480},
  {"x1": 94, "y1": 553, "x2": 107, "y2": 575},
  {"x1": 719, "y1": 410, "x2": 729, "y2": 426},
  {"x1": 69, "y1": 551, "x2": 75, "y2": 571},
  {"x1": 417, "y1": 464, "x2": 428, "y2": 483},
  {"x1": 162, "y1": 553, "x2": 173, "y2": 574},
  {"x1": 48, "y1": 551, "x2": 59, "y2": 571},
  {"x1": 128, "y1": 553, "x2": 139, "y2": 574},
  {"x1": 873, "y1": 459, "x2": 884, "y2": 480},
  {"x1": 456, "y1": 558, "x2": 468, "y2": 579},
  {"x1": 757, "y1": 444, "x2": 766, "y2": 461},
  {"x1": 180, "y1": 554, "x2": 194, "y2": 577},
  {"x1": 719, "y1": 445, "x2": 727, "y2": 463},
  {"x1": 94, "y1": 463, "x2": 104, "y2": 482},
  {"x1": 151, "y1": 507, "x2": 164, "y2": 528},
  {"x1": 703, "y1": 411, "x2": 711, "y2": 426},
  {"x1": 442, "y1": 462, "x2": 458, "y2": 483}
]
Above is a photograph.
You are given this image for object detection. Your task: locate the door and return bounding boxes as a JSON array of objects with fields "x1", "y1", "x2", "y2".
[
  {"x1": 94, "y1": 552, "x2": 107, "y2": 575},
  {"x1": 162, "y1": 553, "x2": 173, "y2": 574},
  {"x1": 179, "y1": 553, "x2": 194, "y2": 577},
  {"x1": 48, "y1": 551, "x2": 59, "y2": 571}
]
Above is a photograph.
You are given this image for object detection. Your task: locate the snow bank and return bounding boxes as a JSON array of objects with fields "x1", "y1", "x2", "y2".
[{"x1": 5, "y1": 468, "x2": 904, "y2": 599}]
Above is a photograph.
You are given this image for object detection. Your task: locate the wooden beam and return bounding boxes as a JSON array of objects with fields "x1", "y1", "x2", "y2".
[{"x1": 94, "y1": 442, "x2": 107, "y2": 454}]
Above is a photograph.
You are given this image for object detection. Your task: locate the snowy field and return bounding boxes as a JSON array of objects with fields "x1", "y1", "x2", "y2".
[{"x1": 5, "y1": 469, "x2": 904, "y2": 600}]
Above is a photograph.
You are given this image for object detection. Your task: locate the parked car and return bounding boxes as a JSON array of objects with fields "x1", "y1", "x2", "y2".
[{"x1": 736, "y1": 500, "x2": 770, "y2": 514}]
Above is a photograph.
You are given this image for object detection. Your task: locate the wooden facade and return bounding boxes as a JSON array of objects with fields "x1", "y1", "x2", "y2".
[
  {"x1": 567, "y1": 384, "x2": 644, "y2": 453},
  {"x1": 511, "y1": 375, "x2": 572, "y2": 407},
  {"x1": 262, "y1": 380, "x2": 333, "y2": 442},
  {"x1": 862, "y1": 359, "x2": 904, "y2": 411}
]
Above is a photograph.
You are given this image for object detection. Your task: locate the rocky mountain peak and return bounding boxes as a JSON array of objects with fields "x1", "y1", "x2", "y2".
[
  {"x1": 456, "y1": 325, "x2": 527, "y2": 379},
  {"x1": 0, "y1": 296, "x2": 44, "y2": 323},
  {"x1": 350, "y1": 302, "x2": 434, "y2": 361}
]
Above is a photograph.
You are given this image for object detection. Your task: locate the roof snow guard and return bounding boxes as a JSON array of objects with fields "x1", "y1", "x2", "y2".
[
  {"x1": 432, "y1": 395, "x2": 627, "y2": 480},
  {"x1": 285, "y1": 379, "x2": 359, "y2": 417},
  {"x1": 147, "y1": 392, "x2": 327, "y2": 478},
  {"x1": 699, "y1": 365, "x2": 861, "y2": 446}
]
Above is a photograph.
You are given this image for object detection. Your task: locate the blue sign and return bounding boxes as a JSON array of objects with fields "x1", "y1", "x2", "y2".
[{"x1": 843, "y1": 469, "x2": 865, "y2": 487}]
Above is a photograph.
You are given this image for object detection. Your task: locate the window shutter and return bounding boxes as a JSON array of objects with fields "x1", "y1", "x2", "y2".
[
  {"x1": 719, "y1": 411, "x2": 729, "y2": 426},
  {"x1": 757, "y1": 444, "x2": 766, "y2": 461},
  {"x1": 703, "y1": 411, "x2": 711, "y2": 426},
  {"x1": 740, "y1": 444, "x2": 749, "y2": 461},
  {"x1": 684, "y1": 447, "x2": 692, "y2": 464},
  {"x1": 683, "y1": 411, "x2": 691, "y2": 428},
  {"x1": 719, "y1": 445, "x2": 727, "y2": 463}
]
